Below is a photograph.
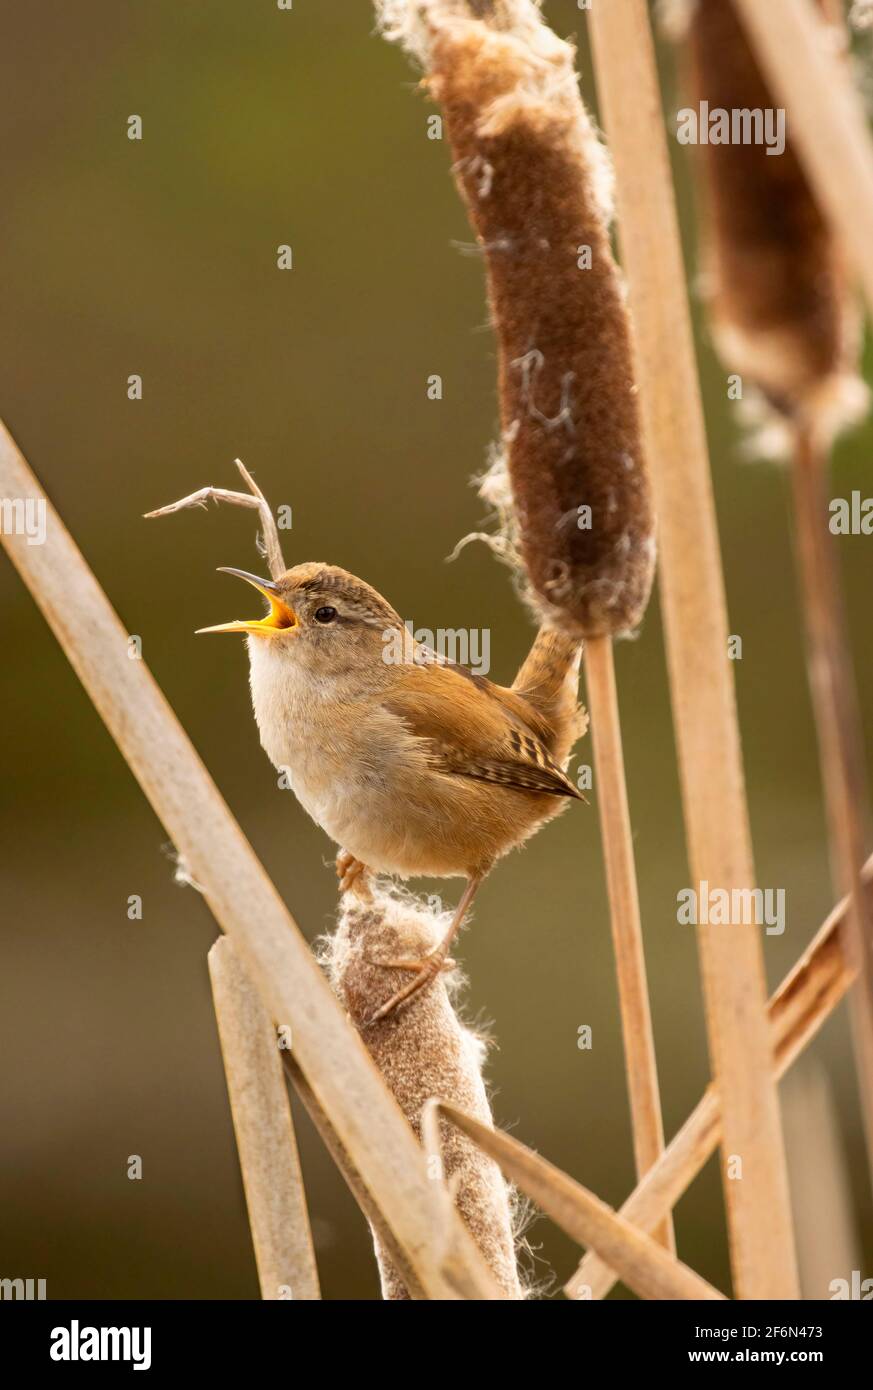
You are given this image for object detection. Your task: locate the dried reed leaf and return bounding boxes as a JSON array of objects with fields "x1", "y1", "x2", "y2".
[
  {"x1": 788, "y1": 428, "x2": 873, "y2": 1182},
  {"x1": 583, "y1": 633, "x2": 672, "y2": 1251},
  {"x1": 208, "y1": 938, "x2": 320, "y2": 1300},
  {"x1": 685, "y1": 0, "x2": 873, "y2": 1185},
  {"x1": 587, "y1": 0, "x2": 799, "y2": 1298}
]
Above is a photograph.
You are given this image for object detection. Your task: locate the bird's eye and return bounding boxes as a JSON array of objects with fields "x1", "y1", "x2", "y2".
[{"x1": 314, "y1": 605, "x2": 337, "y2": 624}]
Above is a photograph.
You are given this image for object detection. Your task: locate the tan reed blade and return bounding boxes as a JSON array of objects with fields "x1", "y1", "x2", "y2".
[
  {"x1": 684, "y1": 0, "x2": 873, "y2": 1184},
  {"x1": 584, "y1": 634, "x2": 671, "y2": 1249},
  {"x1": 208, "y1": 937, "x2": 321, "y2": 1301},
  {"x1": 0, "y1": 418, "x2": 500, "y2": 1302},
  {"x1": 586, "y1": 0, "x2": 799, "y2": 1297},
  {"x1": 790, "y1": 425, "x2": 873, "y2": 1170}
]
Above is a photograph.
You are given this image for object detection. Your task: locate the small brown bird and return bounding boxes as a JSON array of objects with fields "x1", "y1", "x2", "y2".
[{"x1": 197, "y1": 561, "x2": 587, "y2": 1020}]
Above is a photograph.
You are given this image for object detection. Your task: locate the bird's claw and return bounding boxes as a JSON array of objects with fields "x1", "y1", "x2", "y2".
[
  {"x1": 336, "y1": 851, "x2": 372, "y2": 899},
  {"x1": 364, "y1": 949, "x2": 455, "y2": 1024}
]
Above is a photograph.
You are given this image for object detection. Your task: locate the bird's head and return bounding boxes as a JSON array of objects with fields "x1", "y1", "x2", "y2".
[{"x1": 198, "y1": 561, "x2": 404, "y2": 680}]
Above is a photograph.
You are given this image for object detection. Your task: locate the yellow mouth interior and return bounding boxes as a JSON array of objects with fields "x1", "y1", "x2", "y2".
[{"x1": 196, "y1": 573, "x2": 297, "y2": 637}]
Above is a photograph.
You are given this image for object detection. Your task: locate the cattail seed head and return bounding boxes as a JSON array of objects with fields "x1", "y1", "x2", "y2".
[
  {"x1": 381, "y1": 0, "x2": 656, "y2": 638},
  {"x1": 322, "y1": 883, "x2": 524, "y2": 1300},
  {"x1": 684, "y1": 0, "x2": 867, "y2": 445}
]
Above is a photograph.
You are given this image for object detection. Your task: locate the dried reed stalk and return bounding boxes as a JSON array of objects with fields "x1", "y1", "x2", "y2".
[
  {"x1": 587, "y1": 0, "x2": 799, "y2": 1298},
  {"x1": 567, "y1": 858, "x2": 870, "y2": 1300},
  {"x1": 685, "y1": 0, "x2": 873, "y2": 1181},
  {"x1": 426, "y1": 1101, "x2": 725, "y2": 1300},
  {"x1": 732, "y1": 0, "x2": 873, "y2": 321},
  {"x1": 0, "y1": 420, "x2": 499, "y2": 1302},
  {"x1": 322, "y1": 884, "x2": 523, "y2": 1299},
  {"x1": 790, "y1": 428, "x2": 873, "y2": 1172},
  {"x1": 583, "y1": 638, "x2": 672, "y2": 1249},
  {"x1": 208, "y1": 937, "x2": 320, "y2": 1300},
  {"x1": 379, "y1": 0, "x2": 671, "y2": 1251}
]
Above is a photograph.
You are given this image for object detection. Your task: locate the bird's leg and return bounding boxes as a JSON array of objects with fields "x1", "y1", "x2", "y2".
[
  {"x1": 366, "y1": 876, "x2": 483, "y2": 1024},
  {"x1": 336, "y1": 850, "x2": 372, "y2": 899}
]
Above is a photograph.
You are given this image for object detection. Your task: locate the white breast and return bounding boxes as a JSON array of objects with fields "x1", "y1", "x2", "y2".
[
  {"x1": 245, "y1": 638, "x2": 393, "y2": 857},
  {"x1": 244, "y1": 638, "x2": 473, "y2": 879}
]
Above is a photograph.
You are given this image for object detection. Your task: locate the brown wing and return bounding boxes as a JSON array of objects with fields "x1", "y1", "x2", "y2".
[{"x1": 383, "y1": 659, "x2": 584, "y2": 800}]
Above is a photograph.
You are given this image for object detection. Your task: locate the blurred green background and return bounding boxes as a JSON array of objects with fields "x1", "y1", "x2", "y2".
[{"x1": 1, "y1": 1, "x2": 871, "y2": 1300}]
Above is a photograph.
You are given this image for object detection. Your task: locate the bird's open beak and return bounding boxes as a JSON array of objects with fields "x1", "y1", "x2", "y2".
[{"x1": 196, "y1": 568, "x2": 298, "y2": 636}]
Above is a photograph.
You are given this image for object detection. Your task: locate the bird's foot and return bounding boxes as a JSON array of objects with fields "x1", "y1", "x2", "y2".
[
  {"x1": 365, "y1": 948, "x2": 456, "y2": 1024},
  {"x1": 336, "y1": 850, "x2": 371, "y2": 899},
  {"x1": 363, "y1": 873, "x2": 482, "y2": 1025}
]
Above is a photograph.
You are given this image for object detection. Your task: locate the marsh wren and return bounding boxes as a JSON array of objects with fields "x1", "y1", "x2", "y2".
[{"x1": 196, "y1": 561, "x2": 586, "y2": 1020}]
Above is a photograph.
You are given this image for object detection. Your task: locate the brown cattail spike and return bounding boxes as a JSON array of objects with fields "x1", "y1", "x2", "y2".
[
  {"x1": 686, "y1": 0, "x2": 866, "y2": 440},
  {"x1": 385, "y1": 0, "x2": 655, "y2": 638}
]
